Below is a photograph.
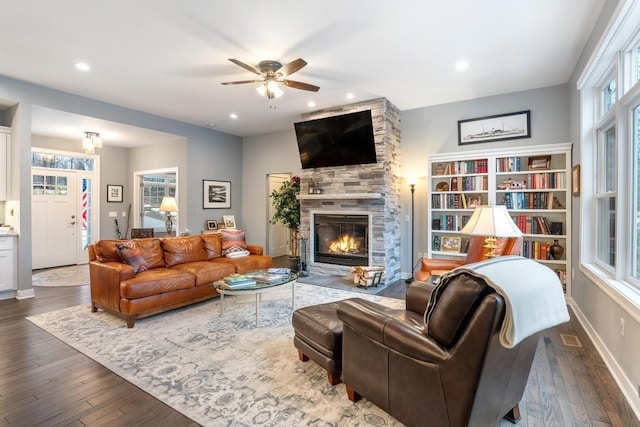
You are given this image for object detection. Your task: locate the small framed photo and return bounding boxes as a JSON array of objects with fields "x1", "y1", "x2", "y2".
[
  {"x1": 572, "y1": 164, "x2": 581, "y2": 196},
  {"x1": 203, "y1": 180, "x2": 231, "y2": 209},
  {"x1": 222, "y1": 215, "x2": 236, "y2": 229},
  {"x1": 528, "y1": 155, "x2": 552, "y2": 171},
  {"x1": 468, "y1": 195, "x2": 483, "y2": 208},
  {"x1": 107, "y1": 184, "x2": 123, "y2": 203},
  {"x1": 206, "y1": 220, "x2": 218, "y2": 231},
  {"x1": 441, "y1": 236, "x2": 462, "y2": 253}
]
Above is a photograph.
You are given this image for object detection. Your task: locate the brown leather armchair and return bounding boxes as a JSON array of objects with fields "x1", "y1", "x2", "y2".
[
  {"x1": 415, "y1": 236, "x2": 522, "y2": 281},
  {"x1": 337, "y1": 272, "x2": 539, "y2": 426}
]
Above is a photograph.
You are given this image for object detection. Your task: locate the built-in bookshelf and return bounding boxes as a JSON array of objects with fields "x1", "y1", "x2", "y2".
[{"x1": 427, "y1": 143, "x2": 572, "y2": 295}]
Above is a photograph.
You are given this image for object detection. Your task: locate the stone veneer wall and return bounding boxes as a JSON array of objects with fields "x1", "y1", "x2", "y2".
[{"x1": 299, "y1": 98, "x2": 401, "y2": 284}]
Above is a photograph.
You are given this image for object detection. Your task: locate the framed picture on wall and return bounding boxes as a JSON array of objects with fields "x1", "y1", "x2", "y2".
[
  {"x1": 203, "y1": 180, "x2": 231, "y2": 209},
  {"x1": 458, "y1": 110, "x2": 531, "y2": 145},
  {"x1": 107, "y1": 184, "x2": 123, "y2": 203}
]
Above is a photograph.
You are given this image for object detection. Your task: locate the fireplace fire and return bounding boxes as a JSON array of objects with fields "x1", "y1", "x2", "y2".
[{"x1": 314, "y1": 214, "x2": 369, "y2": 266}]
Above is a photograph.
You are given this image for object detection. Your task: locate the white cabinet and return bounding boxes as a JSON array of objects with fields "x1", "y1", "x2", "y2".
[
  {"x1": 0, "y1": 236, "x2": 16, "y2": 292},
  {"x1": 0, "y1": 127, "x2": 10, "y2": 201},
  {"x1": 427, "y1": 143, "x2": 572, "y2": 295}
]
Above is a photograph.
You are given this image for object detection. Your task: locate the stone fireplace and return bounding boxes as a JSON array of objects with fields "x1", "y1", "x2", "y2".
[{"x1": 298, "y1": 98, "x2": 401, "y2": 284}]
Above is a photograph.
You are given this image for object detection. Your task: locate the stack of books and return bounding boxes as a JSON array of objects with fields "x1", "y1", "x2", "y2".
[{"x1": 218, "y1": 274, "x2": 256, "y2": 289}]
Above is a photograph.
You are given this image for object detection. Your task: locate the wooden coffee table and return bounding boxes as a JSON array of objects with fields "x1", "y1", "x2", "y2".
[{"x1": 213, "y1": 270, "x2": 299, "y2": 326}]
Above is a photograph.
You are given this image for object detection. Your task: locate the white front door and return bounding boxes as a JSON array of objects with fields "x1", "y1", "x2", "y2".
[
  {"x1": 32, "y1": 170, "x2": 78, "y2": 269},
  {"x1": 268, "y1": 174, "x2": 290, "y2": 257}
]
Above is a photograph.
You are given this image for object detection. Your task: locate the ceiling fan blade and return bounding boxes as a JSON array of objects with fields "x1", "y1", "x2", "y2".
[
  {"x1": 283, "y1": 79, "x2": 320, "y2": 92},
  {"x1": 221, "y1": 80, "x2": 263, "y2": 85},
  {"x1": 279, "y1": 58, "x2": 307, "y2": 76},
  {"x1": 228, "y1": 58, "x2": 261, "y2": 75}
]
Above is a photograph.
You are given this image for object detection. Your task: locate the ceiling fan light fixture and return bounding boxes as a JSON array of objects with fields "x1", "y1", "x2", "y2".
[{"x1": 256, "y1": 84, "x2": 267, "y2": 96}]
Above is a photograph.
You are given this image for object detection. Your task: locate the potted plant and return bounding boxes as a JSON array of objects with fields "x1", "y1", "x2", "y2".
[{"x1": 270, "y1": 176, "x2": 301, "y2": 271}]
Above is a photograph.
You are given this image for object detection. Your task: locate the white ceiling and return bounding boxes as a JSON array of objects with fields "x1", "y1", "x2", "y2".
[{"x1": 1, "y1": 0, "x2": 605, "y2": 146}]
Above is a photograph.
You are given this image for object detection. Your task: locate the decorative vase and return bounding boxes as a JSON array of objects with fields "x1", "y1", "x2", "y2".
[
  {"x1": 549, "y1": 240, "x2": 564, "y2": 260},
  {"x1": 288, "y1": 256, "x2": 301, "y2": 272}
]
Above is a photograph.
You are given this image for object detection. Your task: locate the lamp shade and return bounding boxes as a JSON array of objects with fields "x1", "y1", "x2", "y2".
[
  {"x1": 159, "y1": 196, "x2": 179, "y2": 213},
  {"x1": 461, "y1": 205, "x2": 522, "y2": 237}
]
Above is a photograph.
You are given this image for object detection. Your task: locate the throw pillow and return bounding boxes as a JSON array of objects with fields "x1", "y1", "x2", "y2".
[
  {"x1": 116, "y1": 241, "x2": 149, "y2": 274},
  {"x1": 221, "y1": 229, "x2": 248, "y2": 256}
]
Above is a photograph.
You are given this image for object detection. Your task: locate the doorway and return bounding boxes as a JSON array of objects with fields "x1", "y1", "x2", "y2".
[
  {"x1": 31, "y1": 149, "x2": 99, "y2": 269},
  {"x1": 267, "y1": 173, "x2": 290, "y2": 257},
  {"x1": 133, "y1": 168, "x2": 179, "y2": 235}
]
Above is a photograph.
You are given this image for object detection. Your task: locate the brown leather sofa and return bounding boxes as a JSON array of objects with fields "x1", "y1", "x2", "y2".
[
  {"x1": 337, "y1": 272, "x2": 539, "y2": 426},
  {"x1": 89, "y1": 234, "x2": 272, "y2": 328},
  {"x1": 415, "y1": 236, "x2": 522, "y2": 281}
]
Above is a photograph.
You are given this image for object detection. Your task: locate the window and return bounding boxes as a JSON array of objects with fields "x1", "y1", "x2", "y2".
[
  {"x1": 577, "y1": 2, "x2": 640, "y2": 291},
  {"x1": 140, "y1": 172, "x2": 178, "y2": 232},
  {"x1": 633, "y1": 105, "x2": 640, "y2": 279},
  {"x1": 595, "y1": 127, "x2": 616, "y2": 268},
  {"x1": 603, "y1": 77, "x2": 617, "y2": 113}
]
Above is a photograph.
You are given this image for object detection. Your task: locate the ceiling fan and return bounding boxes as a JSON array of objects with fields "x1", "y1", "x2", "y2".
[{"x1": 222, "y1": 58, "x2": 320, "y2": 99}]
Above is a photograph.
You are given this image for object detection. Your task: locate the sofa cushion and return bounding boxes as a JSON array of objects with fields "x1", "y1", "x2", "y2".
[
  {"x1": 171, "y1": 261, "x2": 236, "y2": 286},
  {"x1": 116, "y1": 241, "x2": 149, "y2": 274},
  {"x1": 120, "y1": 268, "x2": 195, "y2": 299},
  {"x1": 221, "y1": 229, "x2": 248, "y2": 256},
  {"x1": 424, "y1": 272, "x2": 490, "y2": 348},
  {"x1": 134, "y1": 238, "x2": 165, "y2": 269},
  {"x1": 201, "y1": 233, "x2": 222, "y2": 259},
  {"x1": 212, "y1": 254, "x2": 272, "y2": 274},
  {"x1": 94, "y1": 239, "x2": 123, "y2": 263},
  {"x1": 161, "y1": 236, "x2": 208, "y2": 267}
]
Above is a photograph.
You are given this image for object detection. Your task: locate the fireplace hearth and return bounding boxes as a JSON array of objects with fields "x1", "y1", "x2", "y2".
[{"x1": 314, "y1": 214, "x2": 369, "y2": 266}]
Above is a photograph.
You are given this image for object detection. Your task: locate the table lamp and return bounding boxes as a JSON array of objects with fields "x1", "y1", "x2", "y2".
[
  {"x1": 460, "y1": 204, "x2": 522, "y2": 258},
  {"x1": 159, "y1": 196, "x2": 179, "y2": 235}
]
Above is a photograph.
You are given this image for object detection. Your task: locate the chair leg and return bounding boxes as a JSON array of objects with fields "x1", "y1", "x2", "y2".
[
  {"x1": 298, "y1": 350, "x2": 309, "y2": 362},
  {"x1": 504, "y1": 404, "x2": 521, "y2": 423},
  {"x1": 346, "y1": 385, "x2": 361, "y2": 402},
  {"x1": 327, "y1": 371, "x2": 341, "y2": 385}
]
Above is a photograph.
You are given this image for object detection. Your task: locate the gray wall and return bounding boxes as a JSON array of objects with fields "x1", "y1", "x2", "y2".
[{"x1": 242, "y1": 129, "x2": 301, "y2": 248}]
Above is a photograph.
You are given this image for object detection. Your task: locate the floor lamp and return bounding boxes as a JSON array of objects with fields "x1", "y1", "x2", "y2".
[{"x1": 405, "y1": 179, "x2": 416, "y2": 283}]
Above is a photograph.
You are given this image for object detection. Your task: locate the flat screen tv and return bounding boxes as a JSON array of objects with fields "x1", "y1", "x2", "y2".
[{"x1": 294, "y1": 110, "x2": 377, "y2": 169}]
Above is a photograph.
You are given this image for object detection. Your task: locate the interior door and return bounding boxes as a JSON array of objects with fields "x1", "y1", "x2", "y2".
[
  {"x1": 32, "y1": 170, "x2": 78, "y2": 269},
  {"x1": 268, "y1": 174, "x2": 290, "y2": 257}
]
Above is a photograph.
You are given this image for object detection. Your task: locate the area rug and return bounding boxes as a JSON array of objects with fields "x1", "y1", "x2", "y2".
[
  {"x1": 296, "y1": 274, "x2": 389, "y2": 295},
  {"x1": 27, "y1": 283, "x2": 405, "y2": 426},
  {"x1": 32, "y1": 265, "x2": 89, "y2": 287}
]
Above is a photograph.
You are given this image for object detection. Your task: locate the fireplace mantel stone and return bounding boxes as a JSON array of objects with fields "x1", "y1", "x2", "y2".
[{"x1": 297, "y1": 193, "x2": 382, "y2": 200}]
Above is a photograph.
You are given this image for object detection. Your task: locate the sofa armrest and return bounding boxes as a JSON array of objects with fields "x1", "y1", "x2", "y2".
[
  {"x1": 89, "y1": 261, "x2": 134, "y2": 311},
  {"x1": 405, "y1": 281, "x2": 435, "y2": 315},
  {"x1": 338, "y1": 298, "x2": 447, "y2": 364},
  {"x1": 246, "y1": 244, "x2": 263, "y2": 255},
  {"x1": 337, "y1": 298, "x2": 397, "y2": 343}
]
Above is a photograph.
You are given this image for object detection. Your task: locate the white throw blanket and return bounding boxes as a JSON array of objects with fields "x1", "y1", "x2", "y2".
[{"x1": 440, "y1": 256, "x2": 569, "y2": 348}]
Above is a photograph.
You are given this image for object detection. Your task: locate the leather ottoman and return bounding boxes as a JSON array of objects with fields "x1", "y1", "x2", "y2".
[{"x1": 292, "y1": 302, "x2": 343, "y2": 385}]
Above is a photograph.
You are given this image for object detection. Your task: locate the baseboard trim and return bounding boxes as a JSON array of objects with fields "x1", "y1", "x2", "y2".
[
  {"x1": 569, "y1": 300, "x2": 640, "y2": 421},
  {"x1": 16, "y1": 289, "x2": 35, "y2": 300}
]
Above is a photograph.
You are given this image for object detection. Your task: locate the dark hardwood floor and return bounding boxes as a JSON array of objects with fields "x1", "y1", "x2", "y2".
[{"x1": 0, "y1": 264, "x2": 637, "y2": 426}]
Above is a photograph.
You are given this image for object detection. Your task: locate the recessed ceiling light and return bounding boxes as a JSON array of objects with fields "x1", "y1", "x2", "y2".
[
  {"x1": 75, "y1": 62, "x2": 91, "y2": 71},
  {"x1": 346, "y1": 93, "x2": 355, "y2": 100},
  {"x1": 229, "y1": 113, "x2": 238, "y2": 119},
  {"x1": 455, "y1": 61, "x2": 469, "y2": 71},
  {"x1": 307, "y1": 101, "x2": 316, "y2": 108}
]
